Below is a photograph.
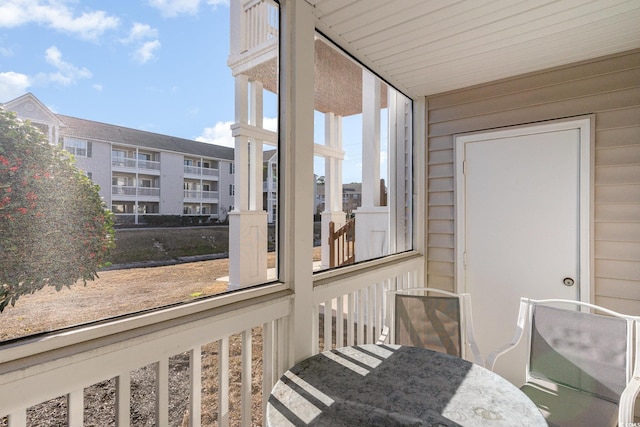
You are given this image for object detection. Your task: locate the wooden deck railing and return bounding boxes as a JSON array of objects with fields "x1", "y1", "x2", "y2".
[{"x1": 328, "y1": 218, "x2": 356, "y2": 268}]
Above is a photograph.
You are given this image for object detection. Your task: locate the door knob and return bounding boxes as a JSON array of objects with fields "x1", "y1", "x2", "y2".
[{"x1": 563, "y1": 277, "x2": 575, "y2": 287}]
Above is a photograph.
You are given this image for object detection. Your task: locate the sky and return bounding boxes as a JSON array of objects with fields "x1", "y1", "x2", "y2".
[
  {"x1": 0, "y1": 0, "x2": 381, "y2": 184},
  {"x1": 0, "y1": 0, "x2": 270, "y2": 149}
]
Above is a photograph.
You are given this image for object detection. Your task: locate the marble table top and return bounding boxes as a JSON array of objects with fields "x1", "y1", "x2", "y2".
[{"x1": 267, "y1": 344, "x2": 547, "y2": 426}]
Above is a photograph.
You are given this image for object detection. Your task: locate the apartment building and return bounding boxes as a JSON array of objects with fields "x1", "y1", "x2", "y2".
[{"x1": 3, "y1": 93, "x2": 235, "y2": 224}]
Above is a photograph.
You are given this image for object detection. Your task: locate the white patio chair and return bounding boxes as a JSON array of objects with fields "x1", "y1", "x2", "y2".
[
  {"x1": 486, "y1": 297, "x2": 640, "y2": 427},
  {"x1": 377, "y1": 287, "x2": 483, "y2": 366}
]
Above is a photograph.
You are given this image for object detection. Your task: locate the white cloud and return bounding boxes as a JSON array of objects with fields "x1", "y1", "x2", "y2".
[
  {"x1": 196, "y1": 120, "x2": 234, "y2": 147},
  {"x1": 93, "y1": 83, "x2": 103, "y2": 92},
  {"x1": 0, "y1": 0, "x2": 119, "y2": 41},
  {"x1": 207, "y1": 0, "x2": 229, "y2": 7},
  {"x1": 0, "y1": 71, "x2": 31, "y2": 102},
  {"x1": 148, "y1": 0, "x2": 201, "y2": 17},
  {"x1": 148, "y1": 0, "x2": 228, "y2": 17},
  {"x1": 44, "y1": 46, "x2": 92, "y2": 85},
  {"x1": 121, "y1": 23, "x2": 158, "y2": 44},
  {"x1": 196, "y1": 117, "x2": 278, "y2": 148},
  {"x1": 0, "y1": 46, "x2": 13, "y2": 57},
  {"x1": 133, "y1": 40, "x2": 161, "y2": 64},
  {"x1": 263, "y1": 117, "x2": 278, "y2": 132},
  {"x1": 121, "y1": 23, "x2": 160, "y2": 65}
]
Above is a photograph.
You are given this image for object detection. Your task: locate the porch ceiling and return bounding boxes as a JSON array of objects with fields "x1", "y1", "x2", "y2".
[{"x1": 307, "y1": 0, "x2": 640, "y2": 97}]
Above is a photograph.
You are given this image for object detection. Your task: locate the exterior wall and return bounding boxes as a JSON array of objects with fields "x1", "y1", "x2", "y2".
[
  {"x1": 159, "y1": 151, "x2": 185, "y2": 215},
  {"x1": 73, "y1": 139, "x2": 112, "y2": 206},
  {"x1": 218, "y1": 159, "x2": 235, "y2": 219},
  {"x1": 426, "y1": 49, "x2": 640, "y2": 313}
]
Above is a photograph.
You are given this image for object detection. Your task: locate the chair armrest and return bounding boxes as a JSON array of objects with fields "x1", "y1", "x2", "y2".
[
  {"x1": 485, "y1": 298, "x2": 530, "y2": 371},
  {"x1": 619, "y1": 319, "x2": 640, "y2": 425},
  {"x1": 619, "y1": 375, "x2": 640, "y2": 425}
]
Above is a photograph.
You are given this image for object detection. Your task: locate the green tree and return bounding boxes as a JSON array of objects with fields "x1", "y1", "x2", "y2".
[{"x1": 0, "y1": 108, "x2": 115, "y2": 312}]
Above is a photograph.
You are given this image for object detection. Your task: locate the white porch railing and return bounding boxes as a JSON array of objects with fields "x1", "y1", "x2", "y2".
[
  {"x1": 0, "y1": 254, "x2": 423, "y2": 426},
  {"x1": 242, "y1": 0, "x2": 278, "y2": 54}
]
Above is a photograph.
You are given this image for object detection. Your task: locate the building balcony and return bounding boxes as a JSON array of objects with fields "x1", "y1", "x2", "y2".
[
  {"x1": 112, "y1": 185, "x2": 161, "y2": 198},
  {"x1": 112, "y1": 158, "x2": 161, "y2": 174},
  {"x1": 183, "y1": 190, "x2": 219, "y2": 201},
  {"x1": 184, "y1": 165, "x2": 220, "y2": 179},
  {"x1": 228, "y1": 0, "x2": 279, "y2": 84}
]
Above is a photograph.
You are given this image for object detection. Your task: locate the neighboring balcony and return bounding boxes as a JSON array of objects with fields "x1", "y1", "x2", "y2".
[
  {"x1": 183, "y1": 189, "x2": 220, "y2": 201},
  {"x1": 184, "y1": 165, "x2": 220, "y2": 179},
  {"x1": 112, "y1": 185, "x2": 160, "y2": 199},
  {"x1": 228, "y1": 0, "x2": 279, "y2": 80},
  {"x1": 112, "y1": 157, "x2": 161, "y2": 174}
]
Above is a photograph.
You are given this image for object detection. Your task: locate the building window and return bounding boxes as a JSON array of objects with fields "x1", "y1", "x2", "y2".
[
  {"x1": 64, "y1": 137, "x2": 90, "y2": 157},
  {"x1": 229, "y1": 162, "x2": 235, "y2": 174},
  {"x1": 229, "y1": 184, "x2": 235, "y2": 196}
]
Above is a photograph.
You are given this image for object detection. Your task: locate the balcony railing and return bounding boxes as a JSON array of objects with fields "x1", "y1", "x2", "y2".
[
  {"x1": 112, "y1": 185, "x2": 160, "y2": 197},
  {"x1": 184, "y1": 165, "x2": 220, "y2": 178},
  {"x1": 112, "y1": 158, "x2": 160, "y2": 171},
  {"x1": 242, "y1": 0, "x2": 278, "y2": 54},
  {"x1": 0, "y1": 254, "x2": 422, "y2": 426},
  {"x1": 183, "y1": 190, "x2": 219, "y2": 199}
]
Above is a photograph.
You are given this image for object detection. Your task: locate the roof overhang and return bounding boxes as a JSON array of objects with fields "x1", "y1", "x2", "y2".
[{"x1": 307, "y1": 0, "x2": 640, "y2": 98}]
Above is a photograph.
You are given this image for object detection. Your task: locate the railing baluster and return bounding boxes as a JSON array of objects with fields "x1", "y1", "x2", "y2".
[
  {"x1": 347, "y1": 292, "x2": 355, "y2": 346},
  {"x1": 367, "y1": 285, "x2": 375, "y2": 344},
  {"x1": 190, "y1": 347, "x2": 202, "y2": 427},
  {"x1": 241, "y1": 330, "x2": 252, "y2": 427},
  {"x1": 68, "y1": 389, "x2": 83, "y2": 427},
  {"x1": 116, "y1": 373, "x2": 131, "y2": 427},
  {"x1": 8, "y1": 409, "x2": 27, "y2": 427},
  {"x1": 276, "y1": 316, "x2": 288, "y2": 379},
  {"x1": 377, "y1": 281, "x2": 385, "y2": 342},
  {"x1": 218, "y1": 337, "x2": 230, "y2": 427},
  {"x1": 324, "y1": 300, "x2": 332, "y2": 351},
  {"x1": 156, "y1": 358, "x2": 169, "y2": 427},
  {"x1": 357, "y1": 289, "x2": 365, "y2": 345},
  {"x1": 336, "y1": 295, "x2": 344, "y2": 348},
  {"x1": 262, "y1": 321, "x2": 274, "y2": 416}
]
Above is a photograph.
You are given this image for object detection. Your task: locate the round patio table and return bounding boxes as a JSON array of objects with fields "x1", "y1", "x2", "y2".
[{"x1": 266, "y1": 344, "x2": 546, "y2": 426}]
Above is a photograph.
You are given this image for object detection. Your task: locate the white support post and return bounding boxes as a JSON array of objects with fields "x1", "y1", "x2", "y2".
[
  {"x1": 229, "y1": 74, "x2": 268, "y2": 289},
  {"x1": 355, "y1": 70, "x2": 389, "y2": 263},
  {"x1": 361, "y1": 70, "x2": 381, "y2": 208},
  {"x1": 321, "y1": 112, "x2": 347, "y2": 268},
  {"x1": 234, "y1": 74, "x2": 250, "y2": 212},
  {"x1": 280, "y1": 0, "x2": 315, "y2": 364},
  {"x1": 249, "y1": 80, "x2": 264, "y2": 211}
]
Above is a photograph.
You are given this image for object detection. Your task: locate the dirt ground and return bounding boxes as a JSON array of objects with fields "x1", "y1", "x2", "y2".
[
  {"x1": 1, "y1": 249, "x2": 322, "y2": 426},
  {"x1": 0, "y1": 253, "x2": 282, "y2": 341}
]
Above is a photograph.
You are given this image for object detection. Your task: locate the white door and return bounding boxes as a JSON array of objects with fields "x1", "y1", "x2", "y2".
[{"x1": 455, "y1": 119, "x2": 591, "y2": 385}]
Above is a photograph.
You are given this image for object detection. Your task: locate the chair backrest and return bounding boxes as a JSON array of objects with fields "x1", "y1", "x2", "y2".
[
  {"x1": 528, "y1": 302, "x2": 631, "y2": 403},
  {"x1": 395, "y1": 292, "x2": 462, "y2": 357}
]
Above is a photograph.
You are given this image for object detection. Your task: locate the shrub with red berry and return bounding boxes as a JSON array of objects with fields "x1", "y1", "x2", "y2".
[{"x1": 0, "y1": 108, "x2": 115, "y2": 312}]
